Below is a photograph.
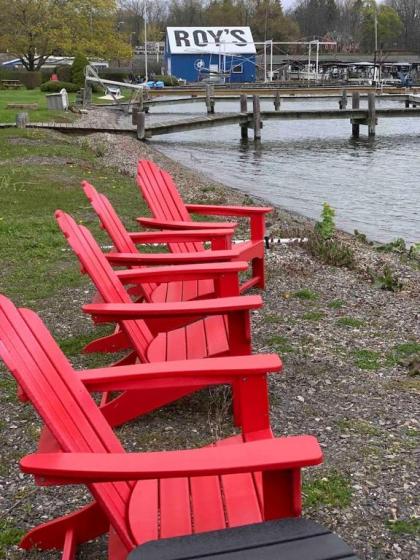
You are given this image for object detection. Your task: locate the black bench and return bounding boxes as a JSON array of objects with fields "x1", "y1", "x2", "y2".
[{"x1": 128, "y1": 517, "x2": 359, "y2": 560}]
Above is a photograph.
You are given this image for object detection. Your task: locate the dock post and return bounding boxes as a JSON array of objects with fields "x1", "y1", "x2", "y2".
[
  {"x1": 83, "y1": 85, "x2": 92, "y2": 107},
  {"x1": 138, "y1": 89, "x2": 144, "y2": 113},
  {"x1": 339, "y1": 89, "x2": 347, "y2": 110},
  {"x1": 240, "y1": 94, "x2": 248, "y2": 141},
  {"x1": 405, "y1": 97, "x2": 410, "y2": 108},
  {"x1": 206, "y1": 84, "x2": 215, "y2": 114},
  {"x1": 351, "y1": 92, "x2": 360, "y2": 138},
  {"x1": 253, "y1": 95, "x2": 261, "y2": 141},
  {"x1": 274, "y1": 91, "x2": 281, "y2": 111},
  {"x1": 367, "y1": 92, "x2": 376, "y2": 136},
  {"x1": 132, "y1": 106, "x2": 139, "y2": 125},
  {"x1": 136, "y1": 111, "x2": 146, "y2": 140}
]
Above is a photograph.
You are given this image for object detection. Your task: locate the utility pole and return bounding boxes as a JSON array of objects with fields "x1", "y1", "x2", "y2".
[
  {"x1": 373, "y1": 10, "x2": 378, "y2": 84},
  {"x1": 144, "y1": 0, "x2": 148, "y2": 82}
]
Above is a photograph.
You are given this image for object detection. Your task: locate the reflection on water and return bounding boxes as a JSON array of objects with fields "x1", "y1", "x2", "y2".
[{"x1": 142, "y1": 98, "x2": 419, "y2": 243}]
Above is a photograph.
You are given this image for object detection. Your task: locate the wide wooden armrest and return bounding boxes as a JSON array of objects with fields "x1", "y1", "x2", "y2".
[
  {"x1": 185, "y1": 204, "x2": 273, "y2": 217},
  {"x1": 106, "y1": 248, "x2": 240, "y2": 266},
  {"x1": 114, "y1": 261, "x2": 247, "y2": 284},
  {"x1": 138, "y1": 217, "x2": 238, "y2": 230},
  {"x1": 79, "y1": 354, "x2": 282, "y2": 391},
  {"x1": 21, "y1": 436, "x2": 322, "y2": 482},
  {"x1": 128, "y1": 229, "x2": 234, "y2": 243},
  {"x1": 83, "y1": 295, "x2": 263, "y2": 321}
]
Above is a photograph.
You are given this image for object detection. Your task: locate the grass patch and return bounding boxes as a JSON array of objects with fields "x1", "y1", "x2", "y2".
[
  {"x1": 0, "y1": 88, "x2": 79, "y2": 123},
  {"x1": 337, "y1": 418, "x2": 381, "y2": 436},
  {"x1": 328, "y1": 299, "x2": 345, "y2": 309},
  {"x1": 386, "y1": 341, "x2": 420, "y2": 366},
  {"x1": 58, "y1": 326, "x2": 115, "y2": 356},
  {"x1": 264, "y1": 313, "x2": 282, "y2": 324},
  {"x1": 353, "y1": 349, "x2": 382, "y2": 371},
  {"x1": 0, "y1": 128, "x2": 149, "y2": 304},
  {"x1": 304, "y1": 472, "x2": 352, "y2": 508},
  {"x1": 0, "y1": 520, "x2": 25, "y2": 554},
  {"x1": 337, "y1": 317, "x2": 365, "y2": 328},
  {"x1": 302, "y1": 310, "x2": 325, "y2": 321},
  {"x1": 267, "y1": 335, "x2": 294, "y2": 354},
  {"x1": 293, "y1": 288, "x2": 319, "y2": 301},
  {"x1": 386, "y1": 518, "x2": 420, "y2": 536}
]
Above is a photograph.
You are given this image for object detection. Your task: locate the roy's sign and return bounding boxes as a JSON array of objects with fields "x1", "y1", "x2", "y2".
[{"x1": 166, "y1": 27, "x2": 256, "y2": 55}]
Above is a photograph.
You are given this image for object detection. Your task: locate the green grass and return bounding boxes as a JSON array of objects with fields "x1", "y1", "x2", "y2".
[
  {"x1": 293, "y1": 288, "x2": 319, "y2": 301},
  {"x1": 0, "y1": 88, "x2": 79, "y2": 123},
  {"x1": 353, "y1": 349, "x2": 382, "y2": 371},
  {"x1": 0, "y1": 128, "x2": 149, "y2": 304},
  {"x1": 304, "y1": 472, "x2": 352, "y2": 508},
  {"x1": 0, "y1": 520, "x2": 25, "y2": 554},
  {"x1": 386, "y1": 341, "x2": 420, "y2": 366},
  {"x1": 328, "y1": 299, "x2": 345, "y2": 309},
  {"x1": 337, "y1": 418, "x2": 382, "y2": 436},
  {"x1": 336, "y1": 317, "x2": 365, "y2": 328},
  {"x1": 264, "y1": 313, "x2": 282, "y2": 324},
  {"x1": 267, "y1": 335, "x2": 294, "y2": 354},
  {"x1": 58, "y1": 326, "x2": 115, "y2": 356},
  {"x1": 302, "y1": 310, "x2": 325, "y2": 321},
  {"x1": 386, "y1": 518, "x2": 420, "y2": 536}
]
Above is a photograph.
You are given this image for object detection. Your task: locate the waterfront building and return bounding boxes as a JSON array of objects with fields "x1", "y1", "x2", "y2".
[{"x1": 165, "y1": 26, "x2": 256, "y2": 83}]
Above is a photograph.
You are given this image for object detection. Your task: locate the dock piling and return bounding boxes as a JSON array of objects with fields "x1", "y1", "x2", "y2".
[
  {"x1": 339, "y1": 89, "x2": 347, "y2": 110},
  {"x1": 240, "y1": 94, "x2": 248, "y2": 140},
  {"x1": 132, "y1": 106, "x2": 139, "y2": 125},
  {"x1": 274, "y1": 91, "x2": 281, "y2": 111},
  {"x1": 351, "y1": 92, "x2": 360, "y2": 138},
  {"x1": 253, "y1": 95, "x2": 262, "y2": 141},
  {"x1": 16, "y1": 112, "x2": 28, "y2": 129},
  {"x1": 368, "y1": 93, "x2": 376, "y2": 136},
  {"x1": 206, "y1": 84, "x2": 215, "y2": 114},
  {"x1": 136, "y1": 111, "x2": 146, "y2": 140}
]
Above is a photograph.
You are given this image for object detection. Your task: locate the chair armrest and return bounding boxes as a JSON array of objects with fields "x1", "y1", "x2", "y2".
[
  {"x1": 128, "y1": 229, "x2": 234, "y2": 243},
  {"x1": 185, "y1": 205, "x2": 273, "y2": 241},
  {"x1": 21, "y1": 435, "x2": 322, "y2": 482},
  {"x1": 138, "y1": 217, "x2": 238, "y2": 230},
  {"x1": 185, "y1": 204, "x2": 273, "y2": 217},
  {"x1": 83, "y1": 295, "x2": 263, "y2": 322},
  {"x1": 79, "y1": 354, "x2": 282, "y2": 392},
  {"x1": 106, "y1": 248, "x2": 240, "y2": 266},
  {"x1": 114, "y1": 261, "x2": 247, "y2": 284}
]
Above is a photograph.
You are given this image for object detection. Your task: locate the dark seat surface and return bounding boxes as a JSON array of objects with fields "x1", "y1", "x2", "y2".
[{"x1": 128, "y1": 517, "x2": 359, "y2": 560}]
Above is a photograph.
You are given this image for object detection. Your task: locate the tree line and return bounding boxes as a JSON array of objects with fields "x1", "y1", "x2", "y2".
[
  {"x1": 1, "y1": 0, "x2": 420, "y2": 73},
  {"x1": 120, "y1": 0, "x2": 420, "y2": 53}
]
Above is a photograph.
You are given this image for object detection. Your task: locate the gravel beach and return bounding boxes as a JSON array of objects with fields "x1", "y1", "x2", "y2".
[{"x1": 1, "y1": 110, "x2": 419, "y2": 559}]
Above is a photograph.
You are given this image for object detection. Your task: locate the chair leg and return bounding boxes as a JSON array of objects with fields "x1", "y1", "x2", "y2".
[
  {"x1": 20, "y1": 502, "x2": 109, "y2": 553},
  {"x1": 252, "y1": 257, "x2": 265, "y2": 290},
  {"x1": 108, "y1": 526, "x2": 131, "y2": 560}
]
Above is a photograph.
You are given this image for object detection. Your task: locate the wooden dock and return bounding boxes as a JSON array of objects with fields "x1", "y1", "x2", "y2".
[{"x1": 4, "y1": 91, "x2": 420, "y2": 141}]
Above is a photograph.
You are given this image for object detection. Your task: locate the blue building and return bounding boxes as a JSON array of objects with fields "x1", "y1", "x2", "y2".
[{"x1": 165, "y1": 27, "x2": 256, "y2": 83}]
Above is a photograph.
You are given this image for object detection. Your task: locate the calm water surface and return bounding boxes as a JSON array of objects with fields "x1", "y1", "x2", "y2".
[{"x1": 143, "y1": 98, "x2": 419, "y2": 244}]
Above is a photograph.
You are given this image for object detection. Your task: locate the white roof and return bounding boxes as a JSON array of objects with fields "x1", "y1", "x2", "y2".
[{"x1": 166, "y1": 27, "x2": 255, "y2": 55}]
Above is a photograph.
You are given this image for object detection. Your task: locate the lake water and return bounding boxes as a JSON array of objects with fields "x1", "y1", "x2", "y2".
[{"x1": 143, "y1": 97, "x2": 419, "y2": 244}]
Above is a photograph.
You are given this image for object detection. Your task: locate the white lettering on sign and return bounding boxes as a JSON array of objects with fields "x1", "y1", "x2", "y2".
[{"x1": 167, "y1": 27, "x2": 256, "y2": 55}]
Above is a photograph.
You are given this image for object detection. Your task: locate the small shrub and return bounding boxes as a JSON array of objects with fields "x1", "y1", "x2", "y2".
[
  {"x1": 40, "y1": 80, "x2": 79, "y2": 93},
  {"x1": 71, "y1": 53, "x2": 89, "y2": 87},
  {"x1": 307, "y1": 232, "x2": 355, "y2": 268},
  {"x1": 315, "y1": 202, "x2": 335, "y2": 240},
  {"x1": 373, "y1": 265, "x2": 403, "y2": 292},
  {"x1": 354, "y1": 229, "x2": 372, "y2": 244},
  {"x1": 376, "y1": 237, "x2": 406, "y2": 254},
  {"x1": 57, "y1": 64, "x2": 72, "y2": 83},
  {"x1": 153, "y1": 74, "x2": 179, "y2": 86}
]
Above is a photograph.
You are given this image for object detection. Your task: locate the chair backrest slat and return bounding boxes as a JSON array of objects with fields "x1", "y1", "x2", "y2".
[
  {"x1": 136, "y1": 160, "x2": 204, "y2": 254},
  {"x1": 0, "y1": 295, "x2": 135, "y2": 549},
  {"x1": 83, "y1": 182, "x2": 156, "y2": 301},
  {"x1": 55, "y1": 211, "x2": 153, "y2": 360}
]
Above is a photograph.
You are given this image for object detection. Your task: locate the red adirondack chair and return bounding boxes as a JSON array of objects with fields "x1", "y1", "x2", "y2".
[
  {"x1": 55, "y1": 211, "x2": 270, "y2": 428},
  {"x1": 0, "y1": 294, "x2": 322, "y2": 560},
  {"x1": 83, "y1": 180, "x2": 242, "y2": 303},
  {"x1": 136, "y1": 160, "x2": 272, "y2": 291}
]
